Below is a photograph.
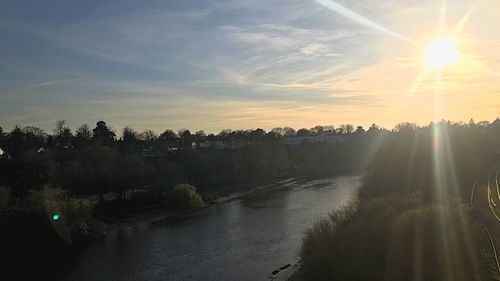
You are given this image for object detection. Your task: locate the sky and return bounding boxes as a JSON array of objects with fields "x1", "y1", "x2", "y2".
[{"x1": 1, "y1": 0, "x2": 499, "y2": 134}]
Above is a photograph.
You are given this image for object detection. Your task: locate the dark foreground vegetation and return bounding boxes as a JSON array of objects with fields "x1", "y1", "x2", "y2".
[{"x1": 298, "y1": 119, "x2": 500, "y2": 281}]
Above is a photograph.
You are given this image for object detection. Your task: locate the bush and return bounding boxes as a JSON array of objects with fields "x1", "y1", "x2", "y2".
[
  {"x1": 0, "y1": 185, "x2": 11, "y2": 208},
  {"x1": 166, "y1": 184, "x2": 204, "y2": 210},
  {"x1": 29, "y1": 185, "x2": 93, "y2": 241},
  {"x1": 299, "y1": 197, "x2": 493, "y2": 281}
]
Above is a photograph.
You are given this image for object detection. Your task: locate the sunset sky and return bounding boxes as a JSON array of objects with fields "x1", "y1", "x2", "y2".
[{"x1": 1, "y1": 0, "x2": 499, "y2": 133}]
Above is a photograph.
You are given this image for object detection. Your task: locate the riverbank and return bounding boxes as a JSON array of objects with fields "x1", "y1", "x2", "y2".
[
  {"x1": 95, "y1": 178, "x2": 303, "y2": 232},
  {"x1": 295, "y1": 179, "x2": 500, "y2": 281},
  {"x1": 60, "y1": 176, "x2": 361, "y2": 281}
]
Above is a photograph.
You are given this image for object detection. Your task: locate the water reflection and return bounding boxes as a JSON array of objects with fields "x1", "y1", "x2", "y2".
[{"x1": 62, "y1": 176, "x2": 360, "y2": 281}]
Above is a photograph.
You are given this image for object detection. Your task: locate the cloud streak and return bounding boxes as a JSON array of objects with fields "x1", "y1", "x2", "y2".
[{"x1": 0, "y1": 0, "x2": 499, "y2": 132}]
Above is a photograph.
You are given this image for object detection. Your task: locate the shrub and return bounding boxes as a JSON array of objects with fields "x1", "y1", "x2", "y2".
[
  {"x1": 166, "y1": 184, "x2": 204, "y2": 210},
  {"x1": 0, "y1": 185, "x2": 11, "y2": 208},
  {"x1": 29, "y1": 185, "x2": 93, "y2": 241}
]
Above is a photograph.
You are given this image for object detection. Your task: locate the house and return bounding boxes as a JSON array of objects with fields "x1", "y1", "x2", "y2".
[
  {"x1": 199, "y1": 140, "x2": 225, "y2": 149},
  {"x1": 198, "y1": 138, "x2": 248, "y2": 150},
  {"x1": 283, "y1": 135, "x2": 316, "y2": 145},
  {"x1": 283, "y1": 133, "x2": 344, "y2": 146}
]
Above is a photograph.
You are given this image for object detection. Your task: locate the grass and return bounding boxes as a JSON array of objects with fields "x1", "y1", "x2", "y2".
[{"x1": 297, "y1": 196, "x2": 498, "y2": 281}]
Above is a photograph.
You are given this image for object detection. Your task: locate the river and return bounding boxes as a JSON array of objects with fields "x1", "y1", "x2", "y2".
[{"x1": 61, "y1": 176, "x2": 361, "y2": 281}]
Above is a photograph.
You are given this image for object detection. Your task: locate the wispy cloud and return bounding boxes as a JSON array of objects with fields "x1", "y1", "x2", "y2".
[
  {"x1": 1, "y1": 0, "x2": 499, "y2": 132},
  {"x1": 26, "y1": 76, "x2": 89, "y2": 88}
]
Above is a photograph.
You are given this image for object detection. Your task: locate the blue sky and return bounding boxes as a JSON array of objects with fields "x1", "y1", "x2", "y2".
[{"x1": 1, "y1": 0, "x2": 499, "y2": 133}]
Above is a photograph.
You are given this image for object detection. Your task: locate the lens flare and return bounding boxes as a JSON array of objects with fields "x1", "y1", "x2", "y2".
[{"x1": 315, "y1": 0, "x2": 416, "y2": 45}]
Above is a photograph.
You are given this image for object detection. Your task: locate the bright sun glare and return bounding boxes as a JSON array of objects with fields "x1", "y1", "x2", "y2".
[{"x1": 424, "y1": 36, "x2": 460, "y2": 68}]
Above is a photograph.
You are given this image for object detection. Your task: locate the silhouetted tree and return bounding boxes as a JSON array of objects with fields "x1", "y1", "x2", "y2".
[
  {"x1": 394, "y1": 122, "x2": 417, "y2": 133},
  {"x1": 218, "y1": 129, "x2": 232, "y2": 138},
  {"x1": 4, "y1": 126, "x2": 45, "y2": 156},
  {"x1": 0, "y1": 126, "x2": 5, "y2": 146},
  {"x1": 297, "y1": 128, "x2": 311, "y2": 136},
  {"x1": 192, "y1": 130, "x2": 206, "y2": 147},
  {"x1": 92, "y1": 121, "x2": 115, "y2": 146},
  {"x1": 249, "y1": 128, "x2": 266, "y2": 140},
  {"x1": 158, "y1": 129, "x2": 178, "y2": 146},
  {"x1": 311, "y1": 125, "x2": 324, "y2": 134},
  {"x1": 323, "y1": 125, "x2": 336, "y2": 133},
  {"x1": 368, "y1": 123, "x2": 380, "y2": 132},
  {"x1": 271, "y1": 127, "x2": 283, "y2": 135},
  {"x1": 139, "y1": 129, "x2": 157, "y2": 143},
  {"x1": 122, "y1": 127, "x2": 139, "y2": 145},
  {"x1": 283, "y1": 127, "x2": 296, "y2": 136},
  {"x1": 492, "y1": 117, "x2": 500, "y2": 127},
  {"x1": 266, "y1": 130, "x2": 282, "y2": 140},
  {"x1": 468, "y1": 118, "x2": 476, "y2": 127},
  {"x1": 23, "y1": 126, "x2": 46, "y2": 142},
  {"x1": 355, "y1": 126, "x2": 365, "y2": 134},
  {"x1": 180, "y1": 129, "x2": 192, "y2": 149},
  {"x1": 337, "y1": 124, "x2": 354, "y2": 134},
  {"x1": 54, "y1": 120, "x2": 73, "y2": 149},
  {"x1": 75, "y1": 124, "x2": 92, "y2": 148}
]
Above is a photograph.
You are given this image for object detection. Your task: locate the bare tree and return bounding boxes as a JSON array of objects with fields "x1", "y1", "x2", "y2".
[{"x1": 140, "y1": 129, "x2": 157, "y2": 142}]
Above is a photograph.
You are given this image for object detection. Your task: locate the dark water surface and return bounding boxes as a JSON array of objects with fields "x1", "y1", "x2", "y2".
[{"x1": 62, "y1": 176, "x2": 360, "y2": 281}]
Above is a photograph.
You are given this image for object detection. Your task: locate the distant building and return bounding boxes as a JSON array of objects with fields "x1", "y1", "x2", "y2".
[
  {"x1": 199, "y1": 139, "x2": 249, "y2": 150},
  {"x1": 199, "y1": 140, "x2": 225, "y2": 149},
  {"x1": 283, "y1": 135, "x2": 316, "y2": 146},
  {"x1": 224, "y1": 139, "x2": 248, "y2": 149},
  {"x1": 283, "y1": 133, "x2": 344, "y2": 146}
]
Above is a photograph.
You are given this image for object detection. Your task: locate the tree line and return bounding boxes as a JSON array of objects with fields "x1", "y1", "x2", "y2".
[
  {"x1": 0, "y1": 120, "x2": 387, "y2": 202},
  {"x1": 1, "y1": 118, "x2": 499, "y2": 212},
  {"x1": 0, "y1": 121, "x2": 379, "y2": 156}
]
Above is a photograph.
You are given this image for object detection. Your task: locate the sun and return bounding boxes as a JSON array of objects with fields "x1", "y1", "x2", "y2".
[{"x1": 423, "y1": 36, "x2": 460, "y2": 68}]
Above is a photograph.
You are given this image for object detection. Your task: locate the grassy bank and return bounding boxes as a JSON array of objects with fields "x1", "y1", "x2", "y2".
[{"x1": 296, "y1": 195, "x2": 498, "y2": 281}]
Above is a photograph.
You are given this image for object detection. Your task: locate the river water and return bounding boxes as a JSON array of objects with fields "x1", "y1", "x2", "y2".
[{"x1": 61, "y1": 176, "x2": 360, "y2": 281}]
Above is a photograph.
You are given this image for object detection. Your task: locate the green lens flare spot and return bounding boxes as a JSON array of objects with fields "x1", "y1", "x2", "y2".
[{"x1": 52, "y1": 214, "x2": 60, "y2": 221}]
